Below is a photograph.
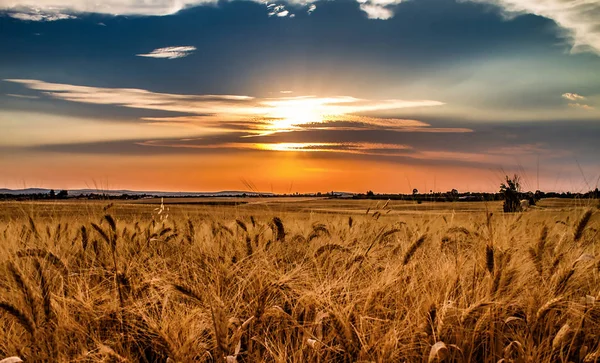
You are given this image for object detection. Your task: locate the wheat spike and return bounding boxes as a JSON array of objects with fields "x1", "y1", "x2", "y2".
[
  {"x1": 271, "y1": 217, "x2": 285, "y2": 242},
  {"x1": 236, "y1": 219, "x2": 248, "y2": 233},
  {"x1": 185, "y1": 219, "x2": 195, "y2": 244},
  {"x1": 16, "y1": 248, "x2": 68, "y2": 279},
  {"x1": 314, "y1": 244, "x2": 351, "y2": 258},
  {"x1": 0, "y1": 302, "x2": 35, "y2": 336},
  {"x1": 485, "y1": 244, "x2": 494, "y2": 274},
  {"x1": 32, "y1": 259, "x2": 53, "y2": 323},
  {"x1": 536, "y1": 297, "x2": 564, "y2": 323},
  {"x1": 402, "y1": 234, "x2": 427, "y2": 265},
  {"x1": 28, "y1": 216, "x2": 40, "y2": 240},
  {"x1": 554, "y1": 268, "x2": 575, "y2": 295},
  {"x1": 307, "y1": 225, "x2": 331, "y2": 242},
  {"x1": 574, "y1": 209, "x2": 593, "y2": 242},
  {"x1": 7, "y1": 263, "x2": 39, "y2": 326}
]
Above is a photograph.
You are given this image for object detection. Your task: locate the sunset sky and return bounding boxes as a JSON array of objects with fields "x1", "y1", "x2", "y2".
[{"x1": 1, "y1": 0, "x2": 600, "y2": 193}]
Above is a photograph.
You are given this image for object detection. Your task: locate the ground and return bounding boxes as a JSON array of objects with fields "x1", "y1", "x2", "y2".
[{"x1": 0, "y1": 198, "x2": 598, "y2": 362}]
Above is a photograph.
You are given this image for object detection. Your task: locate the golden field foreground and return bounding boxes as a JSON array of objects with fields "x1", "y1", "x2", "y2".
[{"x1": 0, "y1": 198, "x2": 599, "y2": 362}]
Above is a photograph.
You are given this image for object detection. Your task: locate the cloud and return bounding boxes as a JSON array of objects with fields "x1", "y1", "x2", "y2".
[
  {"x1": 21, "y1": 118, "x2": 600, "y2": 179},
  {"x1": 8, "y1": 11, "x2": 75, "y2": 21},
  {"x1": 562, "y1": 92, "x2": 594, "y2": 109},
  {"x1": 486, "y1": 143, "x2": 551, "y2": 155},
  {"x1": 139, "y1": 140, "x2": 414, "y2": 156},
  {"x1": 5, "y1": 93, "x2": 39, "y2": 99},
  {"x1": 136, "y1": 46, "x2": 196, "y2": 59},
  {"x1": 4, "y1": 79, "x2": 256, "y2": 115},
  {"x1": 3, "y1": 79, "x2": 461, "y2": 152},
  {"x1": 466, "y1": 0, "x2": 600, "y2": 55},
  {"x1": 3, "y1": 79, "x2": 443, "y2": 124},
  {"x1": 562, "y1": 92, "x2": 586, "y2": 101},
  {"x1": 568, "y1": 103, "x2": 594, "y2": 110},
  {"x1": 0, "y1": 0, "x2": 302, "y2": 19},
  {"x1": 142, "y1": 114, "x2": 473, "y2": 133},
  {"x1": 2, "y1": 0, "x2": 600, "y2": 56},
  {"x1": 133, "y1": 137, "x2": 518, "y2": 166},
  {"x1": 266, "y1": 4, "x2": 292, "y2": 17},
  {"x1": 357, "y1": 1, "x2": 397, "y2": 20},
  {"x1": 297, "y1": 115, "x2": 473, "y2": 133},
  {"x1": 0, "y1": 1, "x2": 215, "y2": 17}
]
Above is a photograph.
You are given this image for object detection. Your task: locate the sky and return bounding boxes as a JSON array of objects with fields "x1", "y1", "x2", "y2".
[{"x1": 1, "y1": 0, "x2": 599, "y2": 193}]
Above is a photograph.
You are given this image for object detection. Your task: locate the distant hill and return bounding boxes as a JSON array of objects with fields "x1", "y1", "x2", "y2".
[
  {"x1": 0, "y1": 188, "x2": 54, "y2": 195},
  {"x1": 0, "y1": 188, "x2": 276, "y2": 197}
]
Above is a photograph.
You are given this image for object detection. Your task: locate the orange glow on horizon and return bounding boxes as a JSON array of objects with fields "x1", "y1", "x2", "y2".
[{"x1": 0, "y1": 150, "x2": 581, "y2": 194}]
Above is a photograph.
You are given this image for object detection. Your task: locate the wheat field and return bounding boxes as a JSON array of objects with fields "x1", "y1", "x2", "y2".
[{"x1": 0, "y1": 199, "x2": 599, "y2": 362}]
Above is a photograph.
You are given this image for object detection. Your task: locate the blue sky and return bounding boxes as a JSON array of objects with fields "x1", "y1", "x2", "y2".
[{"x1": 1, "y1": 0, "x2": 599, "y2": 193}]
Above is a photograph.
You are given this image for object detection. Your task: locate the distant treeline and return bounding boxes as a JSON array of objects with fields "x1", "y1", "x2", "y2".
[
  {"x1": 0, "y1": 192, "x2": 147, "y2": 201},
  {"x1": 351, "y1": 189, "x2": 600, "y2": 202},
  {"x1": 1, "y1": 188, "x2": 599, "y2": 202}
]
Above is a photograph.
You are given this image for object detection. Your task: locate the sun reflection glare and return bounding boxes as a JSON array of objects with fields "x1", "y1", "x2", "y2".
[{"x1": 255, "y1": 143, "x2": 333, "y2": 151}]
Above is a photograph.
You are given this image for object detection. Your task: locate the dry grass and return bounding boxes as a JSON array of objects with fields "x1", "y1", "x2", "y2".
[{"x1": 0, "y1": 200, "x2": 599, "y2": 362}]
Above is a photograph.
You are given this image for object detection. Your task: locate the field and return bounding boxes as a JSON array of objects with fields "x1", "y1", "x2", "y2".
[{"x1": 0, "y1": 198, "x2": 599, "y2": 362}]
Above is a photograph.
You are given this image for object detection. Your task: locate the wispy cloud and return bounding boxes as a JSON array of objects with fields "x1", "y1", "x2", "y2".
[
  {"x1": 486, "y1": 143, "x2": 550, "y2": 155},
  {"x1": 562, "y1": 92, "x2": 594, "y2": 110},
  {"x1": 4, "y1": 79, "x2": 255, "y2": 115},
  {"x1": 562, "y1": 92, "x2": 586, "y2": 101},
  {"x1": 5, "y1": 93, "x2": 40, "y2": 99},
  {"x1": 3, "y1": 79, "x2": 444, "y2": 126},
  {"x1": 568, "y1": 103, "x2": 594, "y2": 110},
  {"x1": 3, "y1": 79, "x2": 461, "y2": 152},
  {"x1": 136, "y1": 46, "x2": 196, "y2": 59},
  {"x1": 8, "y1": 11, "x2": 75, "y2": 21},
  {"x1": 134, "y1": 138, "x2": 525, "y2": 166},
  {"x1": 466, "y1": 0, "x2": 600, "y2": 55},
  {"x1": 297, "y1": 115, "x2": 472, "y2": 133},
  {"x1": 139, "y1": 140, "x2": 414, "y2": 156}
]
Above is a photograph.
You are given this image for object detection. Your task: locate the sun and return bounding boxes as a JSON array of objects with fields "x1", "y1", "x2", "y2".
[
  {"x1": 264, "y1": 97, "x2": 331, "y2": 131},
  {"x1": 271, "y1": 107, "x2": 324, "y2": 130}
]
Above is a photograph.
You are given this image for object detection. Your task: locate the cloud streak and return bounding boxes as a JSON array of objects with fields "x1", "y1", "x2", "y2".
[
  {"x1": 2, "y1": 79, "x2": 477, "y2": 161},
  {"x1": 8, "y1": 11, "x2": 75, "y2": 20},
  {"x1": 136, "y1": 46, "x2": 197, "y2": 59},
  {"x1": 139, "y1": 140, "x2": 415, "y2": 156},
  {"x1": 568, "y1": 103, "x2": 594, "y2": 110},
  {"x1": 3, "y1": 79, "x2": 445, "y2": 132},
  {"x1": 5, "y1": 93, "x2": 39, "y2": 99},
  {"x1": 132, "y1": 137, "x2": 533, "y2": 166}
]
